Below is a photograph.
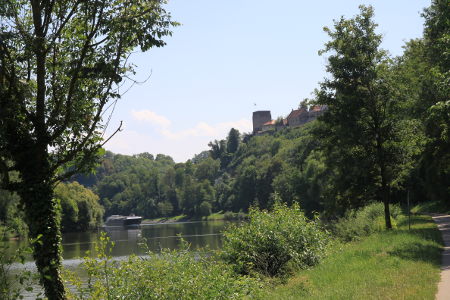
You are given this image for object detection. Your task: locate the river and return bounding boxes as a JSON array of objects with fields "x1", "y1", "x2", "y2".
[{"x1": 6, "y1": 220, "x2": 231, "y2": 299}]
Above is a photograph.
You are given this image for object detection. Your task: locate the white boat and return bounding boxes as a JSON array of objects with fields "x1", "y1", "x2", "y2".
[{"x1": 105, "y1": 215, "x2": 142, "y2": 227}]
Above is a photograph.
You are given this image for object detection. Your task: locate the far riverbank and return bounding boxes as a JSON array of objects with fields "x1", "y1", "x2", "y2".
[{"x1": 142, "y1": 211, "x2": 247, "y2": 224}]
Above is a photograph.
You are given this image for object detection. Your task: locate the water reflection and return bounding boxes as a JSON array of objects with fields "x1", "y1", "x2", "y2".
[
  {"x1": 59, "y1": 220, "x2": 229, "y2": 260},
  {"x1": 7, "y1": 220, "x2": 232, "y2": 299}
]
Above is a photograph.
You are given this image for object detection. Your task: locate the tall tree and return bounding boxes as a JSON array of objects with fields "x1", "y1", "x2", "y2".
[
  {"x1": 0, "y1": 1, "x2": 176, "y2": 298},
  {"x1": 315, "y1": 6, "x2": 420, "y2": 228},
  {"x1": 420, "y1": 0, "x2": 450, "y2": 203},
  {"x1": 226, "y1": 128, "x2": 240, "y2": 154}
]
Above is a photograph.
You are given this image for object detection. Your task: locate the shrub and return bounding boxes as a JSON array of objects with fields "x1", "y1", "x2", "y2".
[
  {"x1": 221, "y1": 202, "x2": 328, "y2": 277},
  {"x1": 223, "y1": 211, "x2": 248, "y2": 221},
  {"x1": 65, "y1": 234, "x2": 263, "y2": 299},
  {"x1": 0, "y1": 227, "x2": 42, "y2": 300},
  {"x1": 333, "y1": 202, "x2": 403, "y2": 241}
]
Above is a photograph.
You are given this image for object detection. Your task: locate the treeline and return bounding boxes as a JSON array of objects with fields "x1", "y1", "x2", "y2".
[{"x1": 68, "y1": 1, "x2": 448, "y2": 223}]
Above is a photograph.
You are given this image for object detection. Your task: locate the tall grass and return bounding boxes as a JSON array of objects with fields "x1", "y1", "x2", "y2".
[
  {"x1": 266, "y1": 214, "x2": 442, "y2": 299},
  {"x1": 332, "y1": 202, "x2": 403, "y2": 241}
]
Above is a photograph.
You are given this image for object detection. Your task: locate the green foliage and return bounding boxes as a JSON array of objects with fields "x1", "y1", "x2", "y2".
[
  {"x1": 55, "y1": 182, "x2": 104, "y2": 232},
  {"x1": 411, "y1": 200, "x2": 450, "y2": 215},
  {"x1": 223, "y1": 211, "x2": 248, "y2": 221},
  {"x1": 0, "y1": 0, "x2": 177, "y2": 297},
  {"x1": 65, "y1": 233, "x2": 263, "y2": 300},
  {"x1": 268, "y1": 215, "x2": 442, "y2": 299},
  {"x1": 0, "y1": 228, "x2": 42, "y2": 300},
  {"x1": 314, "y1": 5, "x2": 425, "y2": 228},
  {"x1": 333, "y1": 202, "x2": 403, "y2": 242},
  {"x1": 221, "y1": 202, "x2": 328, "y2": 277},
  {"x1": 198, "y1": 201, "x2": 212, "y2": 218},
  {"x1": 0, "y1": 190, "x2": 27, "y2": 238},
  {"x1": 226, "y1": 128, "x2": 241, "y2": 154}
]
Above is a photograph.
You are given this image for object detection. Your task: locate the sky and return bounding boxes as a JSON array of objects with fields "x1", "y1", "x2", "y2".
[{"x1": 104, "y1": 0, "x2": 431, "y2": 162}]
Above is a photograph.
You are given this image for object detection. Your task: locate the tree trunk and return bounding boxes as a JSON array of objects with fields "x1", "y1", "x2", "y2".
[
  {"x1": 19, "y1": 180, "x2": 66, "y2": 299},
  {"x1": 376, "y1": 131, "x2": 392, "y2": 230},
  {"x1": 381, "y1": 178, "x2": 392, "y2": 230}
]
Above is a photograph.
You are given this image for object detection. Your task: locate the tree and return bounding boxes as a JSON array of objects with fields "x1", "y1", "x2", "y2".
[
  {"x1": 0, "y1": 1, "x2": 176, "y2": 298},
  {"x1": 55, "y1": 182, "x2": 104, "y2": 232},
  {"x1": 315, "y1": 6, "x2": 420, "y2": 229},
  {"x1": 198, "y1": 201, "x2": 212, "y2": 218},
  {"x1": 194, "y1": 157, "x2": 220, "y2": 183},
  {"x1": 419, "y1": 0, "x2": 450, "y2": 203},
  {"x1": 226, "y1": 128, "x2": 240, "y2": 154}
]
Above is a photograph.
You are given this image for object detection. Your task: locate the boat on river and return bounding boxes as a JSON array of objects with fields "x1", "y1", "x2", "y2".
[{"x1": 105, "y1": 215, "x2": 142, "y2": 227}]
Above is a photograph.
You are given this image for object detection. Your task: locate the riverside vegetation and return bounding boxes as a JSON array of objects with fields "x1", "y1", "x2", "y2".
[
  {"x1": 1, "y1": 202, "x2": 441, "y2": 299},
  {"x1": 0, "y1": 0, "x2": 448, "y2": 299}
]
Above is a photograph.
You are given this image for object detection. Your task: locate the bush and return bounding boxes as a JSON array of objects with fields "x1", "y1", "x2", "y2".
[
  {"x1": 65, "y1": 234, "x2": 263, "y2": 299},
  {"x1": 0, "y1": 227, "x2": 41, "y2": 300},
  {"x1": 221, "y1": 202, "x2": 328, "y2": 277},
  {"x1": 223, "y1": 211, "x2": 247, "y2": 221},
  {"x1": 333, "y1": 202, "x2": 403, "y2": 241}
]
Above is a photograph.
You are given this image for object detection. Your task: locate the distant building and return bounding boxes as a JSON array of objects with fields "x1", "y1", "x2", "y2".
[
  {"x1": 252, "y1": 111, "x2": 272, "y2": 133},
  {"x1": 252, "y1": 105, "x2": 327, "y2": 134},
  {"x1": 286, "y1": 107, "x2": 308, "y2": 127},
  {"x1": 262, "y1": 119, "x2": 276, "y2": 131}
]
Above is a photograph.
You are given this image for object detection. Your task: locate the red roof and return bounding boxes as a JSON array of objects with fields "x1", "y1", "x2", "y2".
[
  {"x1": 310, "y1": 105, "x2": 324, "y2": 112},
  {"x1": 263, "y1": 120, "x2": 276, "y2": 126},
  {"x1": 287, "y1": 108, "x2": 307, "y2": 120}
]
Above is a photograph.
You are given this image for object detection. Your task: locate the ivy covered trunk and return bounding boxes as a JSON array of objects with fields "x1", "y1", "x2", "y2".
[
  {"x1": 17, "y1": 150, "x2": 66, "y2": 300},
  {"x1": 0, "y1": 1, "x2": 176, "y2": 299},
  {"x1": 20, "y1": 183, "x2": 65, "y2": 300}
]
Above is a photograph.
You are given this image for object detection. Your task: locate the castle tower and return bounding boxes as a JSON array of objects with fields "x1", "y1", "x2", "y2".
[{"x1": 252, "y1": 111, "x2": 272, "y2": 133}]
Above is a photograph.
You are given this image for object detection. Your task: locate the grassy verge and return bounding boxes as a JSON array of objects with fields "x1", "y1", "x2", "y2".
[
  {"x1": 267, "y1": 215, "x2": 442, "y2": 300},
  {"x1": 411, "y1": 201, "x2": 450, "y2": 215}
]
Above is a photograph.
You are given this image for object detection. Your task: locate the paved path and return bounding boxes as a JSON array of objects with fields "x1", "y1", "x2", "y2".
[{"x1": 431, "y1": 214, "x2": 450, "y2": 300}]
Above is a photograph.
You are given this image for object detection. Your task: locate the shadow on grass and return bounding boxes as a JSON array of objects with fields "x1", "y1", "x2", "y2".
[
  {"x1": 388, "y1": 241, "x2": 441, "y2": 267},
  {"x1": 397, "y1": 217, "x2": 442, "y2": 240},
  {"x1": 386, "y1": 216, "x2": 443, "y2": 267}
]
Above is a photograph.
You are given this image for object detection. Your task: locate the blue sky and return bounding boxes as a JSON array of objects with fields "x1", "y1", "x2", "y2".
[{"x1": 104, "y1": 0, "x2": 430, "y2": 162}]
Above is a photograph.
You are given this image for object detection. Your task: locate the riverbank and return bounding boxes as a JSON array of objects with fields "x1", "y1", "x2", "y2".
[
  {"x1": 142, "y1": 211, "x2": 247, "y2": 224},
  {"x1": 266, "y1": 214, "x2": 442, "y2": 299}
]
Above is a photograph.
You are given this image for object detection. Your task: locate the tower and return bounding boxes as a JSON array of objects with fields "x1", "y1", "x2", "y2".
[{"x1": 252, "y1": 111, "x2": 272, "y2": 133}]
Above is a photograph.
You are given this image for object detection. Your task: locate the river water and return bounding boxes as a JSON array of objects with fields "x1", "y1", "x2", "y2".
[
  {"x1": 7, "y1": 220, "x2": 231, "y2": 299},
  {"x1": 63, "y1": 220, "x2": 228, "y2": 259}
]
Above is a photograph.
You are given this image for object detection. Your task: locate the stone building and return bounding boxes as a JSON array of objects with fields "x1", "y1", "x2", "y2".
[
  {"x1": 252, "y1": 111, "x2": 272, "y2": 133},
  {"x1": 252, "y1": 105, "x2": 327, "y2": 134},
  {"x1": 285, "y1": 105, "x2": 327, "y2": 128},
  {"x1": 261, "y1": 120, "x2": 276, "y2": 131},
  {"x1": 286, "y1": 107, "x2": 308, "y2": 127}
]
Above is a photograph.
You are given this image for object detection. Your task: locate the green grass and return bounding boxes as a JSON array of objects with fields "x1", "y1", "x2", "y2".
[
  {"x1": 411, "y1": 201, "x2": 450, "y2": 215},
  {"x1": 143, "y1": 211, "x2": 248, "y2": 223},
  {"x1": 205, "y1": 211, "x2": 226, "y2": 221},
  {"x1": 266, "y1": 215, "x2": 442, "y2": 300},
  {"x1": 142, "y1": 214, "x2": 189, "y2": 223}
]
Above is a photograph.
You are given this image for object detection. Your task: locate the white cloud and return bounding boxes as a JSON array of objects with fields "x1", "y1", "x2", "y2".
[
  {"x1": 131, "y1": 109, "x2": 252, "y2": 140},
  {"x1": 107, "y1": 110, "x2": 253, "y2": 162},
  {"x1": 104, "y1": 129, "x2": 214, "y2": 162},
  {"x1": 159, "y1": 119, "x2": 251, "y2": 140},
  {"x1": 131, "y1": 109, "x2": 171, "y2": 128}
]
